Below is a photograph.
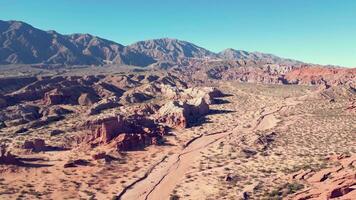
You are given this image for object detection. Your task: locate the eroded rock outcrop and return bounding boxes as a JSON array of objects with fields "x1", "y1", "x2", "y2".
[
  {"x1": 78, "y1": 93, "x2": 99, "y2": 106},
  {"x1": 284, "y1": 67, "x2": 356, "y2": 88},
  {"x1": 43, "y1": 89, "x2": 68, "y2": 105},
  {"x1": 0, "y1": 104, "x2": 41, "y2": 127},
  {"x1": 22, "y1": 139, "x2": 46, "y2": 152},
  {"x1": 87, "y1": 97, "x2": 121, "y2": 115},
  {"x1": 290, "y1": 155, "x2": 356, "y2": 200},
  {"x1": 182, "y1": 87, "x2": 224, "y2": 104},
  {"x1": 78, "y1": 114, "x2": 166, "y2": 151},
  {"x1": 156, "y1": 101, "x2": 189, "y2": 129},
  {"x1": 155, "y1": 97, "x2": 209, "y2": 129}
]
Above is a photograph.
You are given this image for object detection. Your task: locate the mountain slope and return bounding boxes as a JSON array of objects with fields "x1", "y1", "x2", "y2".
[
  {"x1": 127, "y1": 38, "x2": 216, "y2": 63},
  {"x1": 0, "y1": 20, "x2": 305, "y2": 67},
  {"x1": 0, "y1": 20, "x2": 124, "y2": 65},
  {"x1": 218, "y1": 48, "x2": 302, "y2": 66}
]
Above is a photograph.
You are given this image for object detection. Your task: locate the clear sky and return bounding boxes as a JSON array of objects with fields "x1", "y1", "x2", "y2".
[{"x1": 1, "y1": 0, "x2": 355, "y2": 67}]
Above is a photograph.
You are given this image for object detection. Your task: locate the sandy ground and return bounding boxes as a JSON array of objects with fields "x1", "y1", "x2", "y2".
[
  {"x1": 117, "y1": 82, "x2": 311, "y2": 200},
  {"x1": 1, "y1": 82, "x2": 355, "y2": 200}
]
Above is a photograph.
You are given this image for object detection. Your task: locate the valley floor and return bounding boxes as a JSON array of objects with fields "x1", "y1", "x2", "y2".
[{"x1": 1, "y1": 82, "x2": 355, "y2": 200}]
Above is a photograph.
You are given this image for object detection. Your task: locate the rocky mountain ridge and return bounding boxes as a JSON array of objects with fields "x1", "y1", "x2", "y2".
[{"x1": 0, "y1": 20, "x2": 304, "y2": 67}]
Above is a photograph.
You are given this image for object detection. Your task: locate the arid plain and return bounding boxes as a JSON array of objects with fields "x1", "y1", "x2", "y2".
[{"x1": 0, "y1": 66, "x2": 355, "y2": 200}]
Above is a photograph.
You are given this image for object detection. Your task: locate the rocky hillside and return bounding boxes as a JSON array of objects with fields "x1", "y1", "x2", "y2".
[
  {"x1": 0, "y1": 20, "x2": 124, "y2": 65},
  {"x1": 218, "y1": 48, "x2": 302, "y2": 66},
  {"x1": 0, "y1": 20, "x2": 305, "y2": 67}
]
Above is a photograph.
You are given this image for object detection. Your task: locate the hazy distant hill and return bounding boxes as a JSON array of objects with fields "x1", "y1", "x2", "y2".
[
  {"x1": 0, "y1": 20, "x2": 304, "y2": 67},
  {"x1": 218, "y1": 48, "x2": 302, "y2": 66}
]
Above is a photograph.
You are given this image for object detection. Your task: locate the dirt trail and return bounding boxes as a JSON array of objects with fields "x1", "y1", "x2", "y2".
[
  {"x1": 117, "y1": 91, "x2": 303, "y2": 200},
  {"x1": 117, "y1": 128, "x2": 235, "y2": 200}
]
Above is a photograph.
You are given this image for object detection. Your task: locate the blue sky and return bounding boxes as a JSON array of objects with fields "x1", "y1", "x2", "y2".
[{"x1": 1, "y1": 0, "x2": 356, "y2": 67}]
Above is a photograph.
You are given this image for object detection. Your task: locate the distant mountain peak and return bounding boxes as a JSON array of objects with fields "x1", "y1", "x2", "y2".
[{"x1": 0, "y1": 20, "x2": 304, "y2": 67}]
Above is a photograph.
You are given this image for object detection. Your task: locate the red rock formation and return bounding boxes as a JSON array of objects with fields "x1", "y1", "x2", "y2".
[
  {"x1": 290, "y1": 155, "x2": 356, "y2": 200},
  {"x1": 80, "y1": 115, "x2": 126, "y2": 144},
  {"x1": 79, "y1": 114, "x2": 167, "y2": 151},
  {"x1": 284, "y1": 67, "x2": 356, "y2": 88}
]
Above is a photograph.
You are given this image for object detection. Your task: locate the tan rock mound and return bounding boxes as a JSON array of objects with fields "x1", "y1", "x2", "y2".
[
  {"x1": 182, "y1": 87, "x2": 224, "y2": 104},
  {"x1": 78, "y1": 93, "x2": 99, "y2": 106},
  {"x1": 156, "y1": 101, "x2": 189, "y2": 129},
  {"x1": 156, "y1": 97, "x2": 209, "y2": 129}
]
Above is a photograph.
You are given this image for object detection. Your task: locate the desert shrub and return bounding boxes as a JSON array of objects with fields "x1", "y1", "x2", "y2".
[{"x1": 170, "y1": 194, "x2": 180, "y2": 200}]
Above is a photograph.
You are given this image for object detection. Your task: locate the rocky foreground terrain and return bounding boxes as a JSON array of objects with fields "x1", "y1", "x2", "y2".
[{"x1": 0, "y1": 64, "x2": 355, "y2": 200}]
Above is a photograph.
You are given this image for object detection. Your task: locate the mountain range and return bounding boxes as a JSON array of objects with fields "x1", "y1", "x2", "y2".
[{"x1": 0, "y1": 20, "x2": 302, "y2": 67}]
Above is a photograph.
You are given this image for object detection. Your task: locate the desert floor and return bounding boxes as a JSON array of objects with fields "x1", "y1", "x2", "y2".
[{"x1": 1, "y1": 82, "x2": 355, "y2": 200}]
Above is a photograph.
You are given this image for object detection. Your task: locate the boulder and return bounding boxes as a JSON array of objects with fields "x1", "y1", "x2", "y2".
[
  {"x1": 182, "y1": 87, "x2": 223, "y2": 104},
  {"x1": 328, "y1": 183, "x2": 356, "y2": 199},
  {"x1": 87, "y1": 97, "x2": 120, "y2": 115},
  {"x1": 0, "y1": 121, "x2": 6, "y2": 129},
  {"x1": 0, "y1": 146, "x2": 22, "y2": 165},
  {"x1": 22, "y1": 139, "x2": 46, "y2": 152},
  {"x1": 116, "y1": 133, "x2": 148, "y2": 151},
  {"x1": 92, "y1": 152, "x2": 107, "y2": 160},
  {"x1": 156, "y1": 98, "x2": 209, "y2": 129},
  {"x1": 78, "y1": 93, "x2": 99, "y2": 106},
  {"x1": 187, "y1": 97, "x2": 210, "y2": 117},
  {"x1": 156, "y1": 101, "x2": 189, "y2": 129},
  {"x1": 120, "y1": 92, "x2": 153, "y2": 104},
  {"x1": 64, "y1": 159, "x2": 90, "y2": 168},
  {"x1": 14, "y1": 127, "x2": 29, "y2": 134},
  {"x1": 44, "y1": 89, "x2": 67, "y2": 105},
  {"x1": 50, "y1": 129, "x2": 64, "y2": 136}
]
